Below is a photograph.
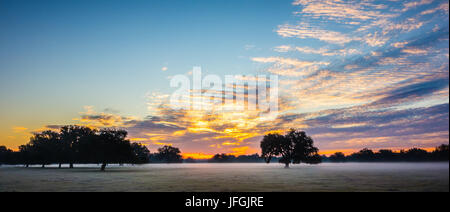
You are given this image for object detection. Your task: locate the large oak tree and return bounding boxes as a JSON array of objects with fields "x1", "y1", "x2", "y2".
[{"x1": 261, "y1": 129, "x2": 321, "y2": 168}]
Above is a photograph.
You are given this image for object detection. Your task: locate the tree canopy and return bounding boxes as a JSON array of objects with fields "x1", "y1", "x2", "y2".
[
  {"x1": 4, "y1": 126, "x2": 151, "y2": 171},
  {"x1": 154, "y1": 145, "x2": 183, "y2": 163},
  {"x1": 261, "y1": 129, "x2": 322, "y2": 168}
]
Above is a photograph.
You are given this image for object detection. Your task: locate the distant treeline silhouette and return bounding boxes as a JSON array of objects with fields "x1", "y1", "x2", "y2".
[
  {"x1": 207, "y1": 153, "x2": 264, "y2": 163},
  {"x1": 323, "y1": 145, "x2": 449, "y2": 162},
  {"x1": 0, "y1": 126, "x2": 181, "y2": 170},
  {"x1": 203, "y1": 145, "x2": 449, "y2": 163}
]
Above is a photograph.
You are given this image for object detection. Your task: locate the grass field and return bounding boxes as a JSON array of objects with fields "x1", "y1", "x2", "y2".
[{"x1": 0, "y1": 162, "x2": 448, "y2": 192}]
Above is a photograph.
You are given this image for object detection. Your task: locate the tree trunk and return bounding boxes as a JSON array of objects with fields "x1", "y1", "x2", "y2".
[
  {"x1": 58, "y1": 163, "x2": 62, "y2": 169},
  {"x1": 284, "y1": 163, "x2": 290, "y2": 168},
  {"x1": 25, "y1": 164, "x2": 29, "y2": 168},
  {"x1": 69, "y1": 163, "x2": 74, "y2": 169},
  {"x1": 101, "y1": 163, "x2": 107, "y2": 171},
  {"x1": 42, "y1": 164, "x2": 45, "y2": 168}
]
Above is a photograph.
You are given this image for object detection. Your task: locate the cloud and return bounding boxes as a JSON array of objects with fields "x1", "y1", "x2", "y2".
[
  {"x1": 401, "y1": 47, "x2": 429, "y2": 55},
  {"x1": 402, "y1": 0, "x2": 434, "y2": 12},
  {"x1": 391, "y1": 41, "x2": 409, "y2": 48},
  {"x1": 364, "y1": 31, "x2": 390, "y2": 46},
  {"x1": 252, "y1": 56, "x2": 329, "y2": 76},
  {"x1": 12, "y1": 126, "x2": 28, "y2": 133},
  {"x1": 274, "y1": 45, "x2": 360, "y2": 56},
  {"x1": 274, "y1": 103, "x2": 449, "y2": 150},
  {"x1": 72, "y1": 106, "x2": 137, "y2": 129},
  {"x1": 252, "y1": 57, "x2": 328, "y2": 68},
  {"x1": 420, "y1": 1, "x2": 449, "y2": 15},
  {"x1": 162, "y1": 67, "x2": 168, "y2": 71},
  {"x1": 277, "y1": 23, "x2": 358, "y2": 45},
  {"x1": 292, "y1": 0, "x2": 389, "y2": 21},
  {"x1": 373, "y1": 78, "x2": 449, "y2": 106}
]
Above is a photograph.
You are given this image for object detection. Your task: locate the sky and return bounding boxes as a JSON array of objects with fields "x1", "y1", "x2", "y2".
[{"x1": 0, "y1": 0, "x2": 448, "y2": 158}]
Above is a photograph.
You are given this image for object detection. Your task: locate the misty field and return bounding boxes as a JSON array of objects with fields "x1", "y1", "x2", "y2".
[{"x1": 0, "y1": 163, "x2": 448, "y2": 192}]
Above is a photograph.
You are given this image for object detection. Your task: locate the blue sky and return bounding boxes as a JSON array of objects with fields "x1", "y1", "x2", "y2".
[
  {"x1": 0, "y1": 0, "x2": 448, "y2": 157},
  {"x1": 0, "y1": 0, "x2": 294, "y2": 121}
]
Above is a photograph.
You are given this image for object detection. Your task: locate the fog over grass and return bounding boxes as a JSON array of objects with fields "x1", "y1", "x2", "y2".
[{"x1": 0, "y1": 163, "x2": 448, "y2": 192}]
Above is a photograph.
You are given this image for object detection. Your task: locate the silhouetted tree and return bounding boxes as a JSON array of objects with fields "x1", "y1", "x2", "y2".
[
  {"x1": 432, "y1": 144, "x2": 449, "y2": 161},
  {"x1": 131, "y1": 143, "x2": 150, "y2": 164},
  {"x1": 329, "y1": 152, "x2": 346, "y2": 162},
  {"x1": 18, "y1": 144, "x2": 33, "y2": 167},
  {"x1": 261, "y1": 129, "x2": 321, "y2": 168},
  {"x1": 375, "y1": 149, "x2": 398, "y2": 161},
  {"x1": 403, "y1": 148, "x2": 429, "y2": 161},
  {"x1": 0, "y1": 146, "x2": 13, "y2": 165},
  {"x1": 236, "y1": 154, "x2": 263, "y2": 163},
  {"x1": 96, "y1": 129, "x2": 133, "y2": 171},
  {"x1": 60, "y1": 125, "x2": 95, "y2": 168},
  {"x1": 349, "y1": 148, "x2": 375, "y2": 162},
  {"x1": 28, "y1": 131, "x2": 61, "y2": 168},
  {"x1": 209, "y1": 154, "x2": 236, "y2": 163},
  {"x1": 261, "y1": 133, "x2": 285, "y2": 164},
  {"x1": 156, "y1": 145, "x2": 182, "y2": 163}
]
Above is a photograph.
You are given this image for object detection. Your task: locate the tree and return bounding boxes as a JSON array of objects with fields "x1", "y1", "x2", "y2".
[
  {"x1": 376, "y1": 149, "x2": 397, "y2": 161},
  {"x1": 0, "y1": 146, "x2": 13, "y2": 165},
  {"x1": 404, "y1": 148, "x2": 429, "y2": 161},
  {"x1": 329, "y1": 152, "x2": 346, "y2": 162},
  {"x1": 209, "y1": 154, "x2": 236, "y2": 163},
  {"x1": 60, "y1": 125, "x2": 96, "y2": 168},
  {"x1": 261, "y1": 133, "x2": 286, "y2": 163},
  {"x1": 432, "y1": 144, "x2": 449, "y2": 161},
  {"x1": 236, "y1": 154, "x2": 263, "y2": 163},
  {"x1": 95, "y1": 129, "x2": 133, "y2": 171},
  {"x1": 131, "y1": 143, "x2": 150, "y2": 164},
  {"x1": 156, "y1": 145, "x2": 182, "y2": 163},
  {"x1": 28, "y1": 131, "x2": 61, "y2": 168},
  {"x1": 349, "y1": 148, "x2": 375, "y2": 162},
  {"x1": 18, "y1": 144, "x2": 33, "y2": 167},
  {"x1": 261, "y1": 129, "x2": 321, "y2": 168}
]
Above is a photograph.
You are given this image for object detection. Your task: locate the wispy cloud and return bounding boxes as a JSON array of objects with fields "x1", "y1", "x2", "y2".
[
  {"x1": 277, "y1": 23, "x2": 358, "y2": 45},
  {"x1": 274, "y1": 45, "x2": 360, "y2": 56},
  {"x1": 420, "y1": 1, "x2": 449, "y2": 15},
  {"x1": 292, "y1": 0, "x2": 389, "y2": 21},
  {"x1": 252, "y1": 56, "x2": 329, "y2": 77},
  {"x1": 402, "y1": 0, "x2": 434, "y2": 12}
]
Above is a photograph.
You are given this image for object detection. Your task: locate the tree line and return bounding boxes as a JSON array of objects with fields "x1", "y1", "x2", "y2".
[
  {"x1": 1, "y1": 127, "x2": 448, "y2": 169},
  {"x1": 323, "y1": 145, "x2": 449, "y2": 162},
  {"x1": 207, "y1": 154, "x2": 263, "y2": 163},
  {"x1": 0, "y1": 126, "x2": 183, "y2": 170}
]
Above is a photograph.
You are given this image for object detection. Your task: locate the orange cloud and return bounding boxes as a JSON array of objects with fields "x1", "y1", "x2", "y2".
[{"x1": 12, "y1": 126, "x2": 28, "y2": 133}]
